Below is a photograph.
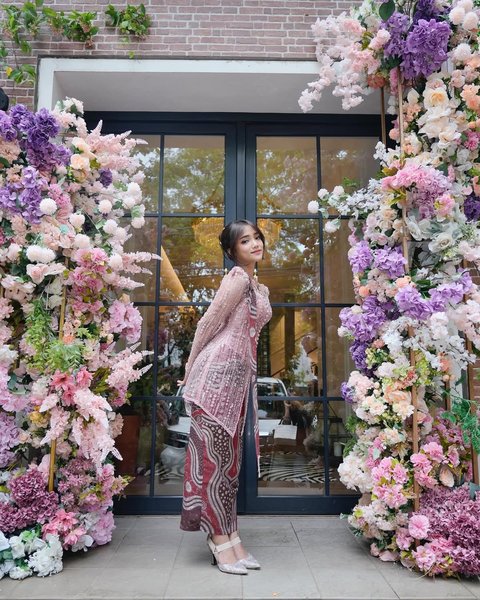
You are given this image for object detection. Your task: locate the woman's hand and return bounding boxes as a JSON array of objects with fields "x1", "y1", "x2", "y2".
[{"x1": 177, "y1": 379, "x2": 185, "y2": 387}]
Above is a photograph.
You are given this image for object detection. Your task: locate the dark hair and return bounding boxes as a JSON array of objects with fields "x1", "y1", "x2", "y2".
[{"x1": 219, "y1": 219, "x2": 266, "y2": 262}]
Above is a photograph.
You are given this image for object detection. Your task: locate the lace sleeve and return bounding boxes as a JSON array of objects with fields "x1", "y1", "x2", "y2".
[{"x1": 184, "y1": 266, "x2": 249, "y2": 381}]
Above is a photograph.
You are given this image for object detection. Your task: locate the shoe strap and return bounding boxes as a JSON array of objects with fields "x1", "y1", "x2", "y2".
[
  {"x1": 230, "y1": 536, "x2": 242, "y2": 547},
  {"x1": 214, "y1": 539, "x2": 233, "y2": 553}
]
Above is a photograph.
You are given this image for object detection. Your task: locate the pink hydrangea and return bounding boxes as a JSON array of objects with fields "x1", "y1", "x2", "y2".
[{"x1": 408, "y1": 514, "x2": 430, "y2": 539}]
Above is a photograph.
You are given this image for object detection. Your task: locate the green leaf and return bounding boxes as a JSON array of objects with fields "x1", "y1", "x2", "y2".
[{"x1": 379, "y1": 0, "x2": 396, "y2": 21}]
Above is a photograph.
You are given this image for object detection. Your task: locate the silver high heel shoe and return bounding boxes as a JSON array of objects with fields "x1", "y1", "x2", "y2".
[
  {"x1": 230, "y1": 536, "x2": 261, "y2": 570},
  {"x1": 207, "y1": 536, "x2": 248, "y2": 575}
]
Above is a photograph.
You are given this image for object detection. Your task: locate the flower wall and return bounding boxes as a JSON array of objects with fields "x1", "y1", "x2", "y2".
[
  {"x1": 0, "y1": 99, "x2": 155, "y2": 579},
  {"x1": 302, "y1": 0, "x2": 480, "y2": 577}
]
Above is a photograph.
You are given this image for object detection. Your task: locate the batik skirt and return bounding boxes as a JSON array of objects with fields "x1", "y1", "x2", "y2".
[{"x1": 180, "y1": 401, "x2": 246, "y2": 535}]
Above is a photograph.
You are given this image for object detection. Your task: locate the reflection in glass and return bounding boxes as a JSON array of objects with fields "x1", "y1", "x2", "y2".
[
  {"x1": 257, "y1": 399, "x2": 325, "y2": 496},
  {"x1": 123, "y1": 216, "x2": 158, "y2": 302},
  {"x1": 259, "y1": 218, "x2": 320, "y2": 303},
  {"x1": 163, "y1": 135, "x2": 225, "y2": 214},
  {"x1": 328, "y1": 401, "x2": 356, "y2": 496},
  {"x1": 122, "y1": 305, "x2": 156, "y2": 398},
  {"x1": 320, "y1": 137, "x2": 379, "y2": 208},
  {"x1": 258, "y1": 307, "x2": 322, "y2": 398},
  {"x1": 154, "y1": 398, "x2": 189, "y2": 496},
  {"x1": 324, "y1": 218, "x2": 355, "y2": 304},
  {"x1": 115, "y1": 398, "x2": 152, "y2": 496},
  {"x1": 325, "y1": 307, "x2": 355, "y2": 397},
  {"x1": 130, "y1": 135, "x2": 160, "y2": 213},
  {"x1": 161, "y1": 217, "x2": 223, "y2": 303},
  {"x1": 257, "y1": 137, "x2": 317, "y2": 214},
  {"x1": 157, "y1": 306, "x2": 203, "y2": 396}
]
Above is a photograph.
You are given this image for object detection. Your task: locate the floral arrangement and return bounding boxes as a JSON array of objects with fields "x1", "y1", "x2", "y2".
[
  {"x1": 0, "y1": 99, "x2": 156, "y2": 579},
  {"x1": 302, "y1": 0, "x2": 480, "y2": 578}
]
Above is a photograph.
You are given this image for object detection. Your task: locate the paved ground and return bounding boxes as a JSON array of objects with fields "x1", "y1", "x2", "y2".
[{"x1": 0, "y1": 515, "x2": 479, "y2": 600}]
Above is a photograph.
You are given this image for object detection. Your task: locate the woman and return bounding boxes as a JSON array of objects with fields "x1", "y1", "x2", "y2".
[{"x1": 179, "y1": 220, "x2": 272, "y2": 575}]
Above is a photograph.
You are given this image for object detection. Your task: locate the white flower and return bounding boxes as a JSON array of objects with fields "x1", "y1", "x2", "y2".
[
  {"x1": 317, "y1": 188, "x2": 329, "y2": 199},
  {"x1": 109, "y1": 254, "x2": 123, "y2": 270},
  {"x1": 69, "y1": 213, "x2": 85, "y2": 229},
  {"x1": 463, "y1": 11, "x2": 478, "y2": 29},
  {"x1": 27, "y1": 534, "x2": 63, "y2": 577},
  {"x1": 39, "y1": 197, "x2": 58, "y2": 215},
  {"x1": 131, "y1": 217, "x2": 145, "y2": 229},
  {"x1": 308, "y1": 200, "x2": 320, "y2": 213},
  {"x1": 122, "y1": 196, "x2": 136, "y2": 210},
  {"x1": 449, "y1": 5, "x2": 465, "y2": 24},
  {"x1": 26, "y1": 245, "x2": 56, "y2": 264},
  {"x1": 453, "y1": 43, "x2": 472, "y2": 62},
  {"x1": 98, "y1": 199, "x2": 112, "y2": 214},
  {"x1": 332, "y1": 185, "x2": 345, "y2": 196},
  {"x1": 6, "y1": 243, "x2": 21, "y2": 262},
  {"x1": 103, "y1": 219, "x2": 118, "y2": 235},
  {"x1": 0, "y1": 532, "x2": 9, "y2": 552},
  {"x1": 0, "y1": 346, "x2": 18, "y2": 366},
  {"x1": 127, "y1": 181, "x2": 142, "y2": 201},
  {"x1": 428, "y1": 231, "x2": 455, "y2": 253},
  {"x1": 9, "y1": 536, "x2": 25, "y2": 559},
  {"x1": 423, "y1": 86, "x2": 449, "y2": 110},
  {"x1": 8, "y1": 565, "x2": 32, "y2": 579},
  {"x1": 325, "y1": 219, "x2": 341, "y2": 233},
  {"x1": 74, "y1": 234, "x2": 91, "y2": 249},
  {"x1": 407, "y1": 89, "x2": 420, "y2": 104},
  {"x1": 458, "y1": 0, "x2": 473, "y2": 12}
]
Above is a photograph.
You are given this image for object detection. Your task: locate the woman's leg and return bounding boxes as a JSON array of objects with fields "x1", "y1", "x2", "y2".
[{"x1": 180, "y1": 405, "x2": 243, "y2": 565}]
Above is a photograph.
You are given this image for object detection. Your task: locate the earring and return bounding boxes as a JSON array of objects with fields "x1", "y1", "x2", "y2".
[
  {"x1": 253, "y1": 267, "x2": 258, "y2": 281},
  {"x1": 223, "y1": 267, "x2": 228, "y2": 275}
]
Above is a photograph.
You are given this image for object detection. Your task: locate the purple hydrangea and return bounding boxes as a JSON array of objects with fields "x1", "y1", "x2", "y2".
[
  {"x1": 373, "y1": 246, "x2": 407, "y2": 278},
  {"x1": 401, "y1": 19, "x2": 451, "y2": 80},
  {"x1": 9, "y1": 104, "x2": 34, "y2": 131},
  {"x1": 341, "y1": 382, "x2": 355, "y2": 404},
  {"x1": 382, "y1": 12, "x2": 410, "y2": 59},
  {"x1": 98, "y1": 168, "x2": 113, "y2": 187},
  {"x1": 350, "y1": 339, "x2": 373, "y2": 374},
  {"x1": 348, "y1": 241, "x2": 373, "y2": 274},
  {"x1": 413, "y1": 0, "x2": 444, "y2": 22},
  {"x1": 395, "y1": 284, "x2": 432, "y2": 320},
  {"x1": 340, "y1": 296, "x2": 390, "y2": 342},
  {"x1": 0, "y1": 112, "x2": 17, "y2": 142},
  {"x1": 464, "y1": 194, "x2": 480, "y2": 222}
]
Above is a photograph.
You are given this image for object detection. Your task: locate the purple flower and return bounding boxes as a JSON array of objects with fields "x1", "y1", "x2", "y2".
[
  {"x1": 340, "y1": 296, "x2": 390, "y2": 342},
  {"x1": 9, "y1": 104, "x2": 34, "y2": 131},
  {"x1": 341, "y1": 382, "x2": 355, "y2": 404},
  {"x1": 373, "y1": 246, "x2": 407, "y2": 278},
  {"x1": 401, "y1": 19, "x2": 451, "y2": 80},
  {"x1": 396, "y1": 284, "x2": 432, "y2": 320},
  {"x1": 464, "y1": 194, "x2": 480, "y2": 222},
  {"x1": 0, "y1": 413, "x2": 18, "y2": 468},
  {"x1": 430, "y1": 282, "x2": 466, "y2": 311},
  {"x1": 350, "y1": 339, "x2": 372, "y2": 374},
  {"x1": 413, "y1": 0, "x2": 444, "y2": 22},
  {"x1": 99, "y1": 168, "x2": 113, "y2": 187},
  {"x1": 383, "y1": 12, "x2": 410, "y2": 59},
  {"x1": 348, "y1": 241, "x2": 373, "y2": 273},
  {"x1": 0, "y1": 112, "x2": 17, "y2": 142},
  {"x1": 0, "y1": 184, "x2": 18, "y2": 214}
]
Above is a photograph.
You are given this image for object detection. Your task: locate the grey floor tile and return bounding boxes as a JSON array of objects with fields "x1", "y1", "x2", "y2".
[
  {"x1": 463, "y1": 579, "x2": 480, "y2": 599},
  {"x1": 377, "y1": 562, "x2": 475, "y2": 599},
  {"x1": 0, "y1": 577, "x2": 19, "y2": 598},
  {"x1": 110, "y1": 545, "x2": 177, "y2": 570},
  {"x1": 242, "y1": 546, "x2": 320, "y2": 599},
  {"x1": 86, "y1": 567, "x2": 171, "y2": 599},
  {"x1": 238, "y1": 523, "x2": 299, "y2": 547},
  {"x1": 165, "y1": 549, "x2": 243, "y2": 599},
  {"x1": 6, "y1": 567, "x2": 104, "y2": 599},
  {"x1": 119, "y1": 526, "x2": 183, "y2": 548},
  {"x1": 312, "y1": 566, "x2": 397, "y2": 599}
]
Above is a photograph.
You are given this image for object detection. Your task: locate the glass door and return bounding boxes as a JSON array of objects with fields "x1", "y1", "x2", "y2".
[{"x1": 242, "y1": 129, "x2": 379, "y2": 514}]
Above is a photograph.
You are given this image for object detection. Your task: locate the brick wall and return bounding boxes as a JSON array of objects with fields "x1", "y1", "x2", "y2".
[{"x1": 1, "y1": 0, "x2": 356, "y2": 108}]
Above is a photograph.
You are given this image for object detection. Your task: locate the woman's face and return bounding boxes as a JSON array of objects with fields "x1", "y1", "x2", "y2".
[{"x1": 234, "y1": 225, "x2": 264, "y2": 266}]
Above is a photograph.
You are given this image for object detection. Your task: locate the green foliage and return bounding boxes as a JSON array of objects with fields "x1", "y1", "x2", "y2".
[
  {"x1": 379, "y1": 0, "x2": 395, "y2": 21},
  {"x1": 44, "y1": 339, "x2": 83, "y2": 372},
  {"x1": 442, "y1": 393, "x2": 480, "y2": 453},
  {"x1": 24, "y1": 299, "x2": 54, "y2": 370},
  {"x1": 43, "y1": 9, "x2": 98, "y2": 47},
  {"x1": 105, "y1": 4, "x2": 151, "y2": 39}
]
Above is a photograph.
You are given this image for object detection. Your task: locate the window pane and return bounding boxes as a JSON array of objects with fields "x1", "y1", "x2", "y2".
[
  {"x1": 161, "y1": 217, "x2": 223, "y2": 302},
  {"x1": 131, "y1": 135, "x2": 160, "y2": 213},
  {"x1": 328, "y1": 401, "x2": 357, "y2": 496},
  {"x1": 257, "y1": 137, "x2": 317, "y2": 214},
  {"x1": 320, "y1": 137, "x2": 379, "y2": 214},
  {"x1": 325, "y1": 307, "x2": 354, "y2": 397},
  {"x1": 257, "y1": 399, "x2": 325, "y2": 496},
  {"x1": 157, "y1": 306, "x2": 203, "y2": 396},
  {"x1": 163, "y1": 135, "x2": 225, "y2": 214},
  {"x1": 324, "y1": 218, "x2": 355, "y2": 304},
  {"x1": 123, "y1": 217, "x2": 158, "y2": 302},
  {"x1": 115, "y1": 398, "x2": 153, "y2": 496},
  {"x1": 258, "y1": 307, "x2": 322, "y2": 398},
  {"x1": 154, "y1": 398, "x2": 189, "y2": 496},
  {"x1": 259, "y1": 218, "x2": 320, "y2": 303}
]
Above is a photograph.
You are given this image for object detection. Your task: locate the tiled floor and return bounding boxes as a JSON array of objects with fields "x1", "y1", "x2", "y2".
[{"x1": 0, "y1": 516, "x2": 478, "y2": 600}]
